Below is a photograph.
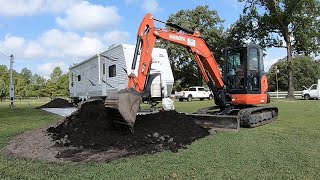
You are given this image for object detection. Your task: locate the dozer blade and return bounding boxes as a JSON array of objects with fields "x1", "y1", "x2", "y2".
[
  {"x1": 186, "y1": 114, "x2": 240, "y2": 132},
  {"x1": 104, "y1": 88, "x2": 142, "y2": 131}
]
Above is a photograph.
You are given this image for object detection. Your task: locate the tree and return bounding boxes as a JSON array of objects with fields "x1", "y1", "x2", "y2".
[
  {"x1": 0, "y1": 65, "x2": 9, "y2": 84},
  {"x1": 0, "y1": 64, "x2": 69, "y2": 98},
  {"x1": 46, "y1": 67, "x2": 69, "y2": 97},
  {"x1": 20, "y1": 67, "x2": 32, "y2": 84},
  {"x1": 45, "y1": 79, "x2": 56, "y2": 99},
  {"x1": 237, "y1": 0, "x2": 320, "y2": 98},
  {"x1": 0, "y1": 78, "x2": 8, "y2": 102},
  {"x1": 15, "y1": 75, "x2": 32, "y2": 98},
  {"x1": 0, "y1": 65, "x2": 9, "y2": 102},
  {"x1": 30, "y1": 74, "x2": 47, "y2": 97},
  {"x1": 157, "y1": 5, "x2": 225, "y2": 90},
  {"x1": 56, "y1": 73, "x2": 69, "y2": 96},
  {"x1": 50, "y1": 67, "x2": 63, "y2": 83},
  {"x1": 267, "y1": 56, "x2": 320, "y2": 91}
]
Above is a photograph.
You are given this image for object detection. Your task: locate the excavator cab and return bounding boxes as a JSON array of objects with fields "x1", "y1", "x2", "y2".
[
  {"x1": 224, "y1": 44, "x2": 262, "y2": 93},
  {"x1": 223, "y1": 44, "x2": 270, "y2": 105}
]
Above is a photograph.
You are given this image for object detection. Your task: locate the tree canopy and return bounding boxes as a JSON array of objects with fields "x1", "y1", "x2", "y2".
[
  {"x1": 267, "y1": 56, "x2": 320, "y2": 91},
  {"x1": 0, "y1": 66, "x2": 69, "y2": 100},
  {"x1": 50, "y1": 67, "x2": 63, "y2": 83},
  {"x1": 157, "y1": 5, "x2": 226, "y2": 91},
  {"x1": 234, "y1": 0, "x2": 320, "y2": 97}
]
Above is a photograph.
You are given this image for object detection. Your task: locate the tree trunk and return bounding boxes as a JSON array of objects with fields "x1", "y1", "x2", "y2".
[
  {"x1": 197, "y1": 68, "x2": 202, "y2": 86},
  {"x1": 286, "y1": 40, "x2": 295, "y2": 98}
]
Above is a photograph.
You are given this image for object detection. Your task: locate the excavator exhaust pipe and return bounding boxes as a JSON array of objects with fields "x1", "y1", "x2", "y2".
[{"x1": 104, "y1": 88, "x2": 142, "y2": 132}]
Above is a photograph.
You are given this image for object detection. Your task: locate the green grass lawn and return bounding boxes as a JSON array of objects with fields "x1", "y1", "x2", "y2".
[{"x1": 1, "y1": 99, "x2": 320, "y2": 179}]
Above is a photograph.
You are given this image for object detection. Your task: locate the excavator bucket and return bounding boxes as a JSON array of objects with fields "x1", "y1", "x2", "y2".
[{"x1": 104, "y1": 88, "x2": 142, "y2": 131}]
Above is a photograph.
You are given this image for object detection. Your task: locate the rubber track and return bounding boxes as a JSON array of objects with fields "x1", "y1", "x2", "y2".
[{"x1": 238, "y1": 106, "x2": 278, "y2": 128}]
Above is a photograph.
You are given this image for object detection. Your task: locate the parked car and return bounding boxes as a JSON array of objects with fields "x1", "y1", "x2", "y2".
[
  {"x1": 302, "y1": 79, "x2": 320, "y2": 100},
  {"x1": 175, "y1": 86, "x2": 213, "y2": 101}
]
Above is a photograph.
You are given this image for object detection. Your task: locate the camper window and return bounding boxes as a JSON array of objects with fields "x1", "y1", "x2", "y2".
[
  {"x1": 109, "y1": 65, "x2": 116, "y2": 77},
  {"x1": 78, "y1": 75, "x2": 81, "y2": 81},
  {"x1": 102, "y1": 63, "x2": 106, "y2": 75}
]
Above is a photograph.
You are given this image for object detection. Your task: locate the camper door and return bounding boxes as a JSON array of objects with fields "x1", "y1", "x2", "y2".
[{"x1": 101, "y1": 60, "x2": 107, "y2": 96}]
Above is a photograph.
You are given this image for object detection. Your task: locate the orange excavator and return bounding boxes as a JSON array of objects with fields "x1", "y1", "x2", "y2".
[{"x1": 105, "y1": 13, "x2": 278, "y2": 132}]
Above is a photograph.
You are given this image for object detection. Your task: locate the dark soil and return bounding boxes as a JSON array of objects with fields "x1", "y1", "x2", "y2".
[
  {"x1": 2, "y1": 100, "x2": 210, "y2": 163},
  {"x1": 47, "y1": 100, "x2": 209, "y2": 162},
  {"x1": 37, "y1": 98, "x2": 73, "y2": 108}
]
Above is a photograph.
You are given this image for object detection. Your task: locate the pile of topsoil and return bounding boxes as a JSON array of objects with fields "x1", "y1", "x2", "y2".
[
  {"x1": 38, "y1": 98, "x2": 73, "y2": 108},
  {"x1": 47, "y1": 100, "x2": 209, "y2": 160}
]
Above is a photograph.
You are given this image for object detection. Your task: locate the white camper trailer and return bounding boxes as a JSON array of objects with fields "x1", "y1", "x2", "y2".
[{"x1": 69, "y1": 44, "x2": 174, "y2": 103}]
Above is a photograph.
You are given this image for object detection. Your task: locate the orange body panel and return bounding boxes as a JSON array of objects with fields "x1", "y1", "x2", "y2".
[
  {"x1": 231, "y1": 75, "x2": 269, "y2": 105},
  {"x1": 231, "y1": 94, "x2": 268, "y2": 105},
  {"x1": 261, "y1": 75, "x2": 268, "y2": 94}
]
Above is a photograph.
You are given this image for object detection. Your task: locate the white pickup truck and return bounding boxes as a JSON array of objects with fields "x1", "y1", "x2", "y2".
[
  {"x1": 302, "y1": 79, "x2": 320, "y2": 100},
  {"x1": 175, "y1": 86, "x2": 213, "y2": 101}
]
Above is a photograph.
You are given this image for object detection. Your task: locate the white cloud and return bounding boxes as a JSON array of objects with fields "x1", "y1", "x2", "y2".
[
  {"x1": 0, "y1": 34, "x2": 25, "y2": 58},
  {"x1": 43, "y1": 0, "x2": 80, "y2": 13},
  {"x1": 0, "y1": 0, "x2": 42, "y2": 17},
  {"x1": 0, "y1": 29, "x2": 105, "y2": 65},
  {"x1": 36, "y1": 62, "x2": 68, "y2": 79},
  {"x1": 0, "y1": 0, "x2": 80, "y2": 17},
  {"x1": 56, "y1": 1, "x2": 121, "y2": 31},
  {"x1": 24, "y1": 42, "x2": 44, "y2": 59},
  {"x1": 141, "y1": 0, "x2": 160, "y2": 14},
  {"x1": 0, "y1": 35, "x2": 25, "y2": 49},
  {"x1": 39, "y1": 29, "x2": 104, "y2": 58},
  {"x1": 104, "y1": 31, "x2": 130, "y2": 44}
]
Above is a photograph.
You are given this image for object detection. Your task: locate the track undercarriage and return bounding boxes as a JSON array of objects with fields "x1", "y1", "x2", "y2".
[{"x1": 195, "y1": 105, "x2": 278, "y2": 128}]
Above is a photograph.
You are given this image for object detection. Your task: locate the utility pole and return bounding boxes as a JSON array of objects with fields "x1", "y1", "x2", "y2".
[
  {"x1": 9, "y1": 55, "x2": 14, "y2": 109},
  {"x1": 275, "y1": 65, "x2": 279, "y2": 99}
]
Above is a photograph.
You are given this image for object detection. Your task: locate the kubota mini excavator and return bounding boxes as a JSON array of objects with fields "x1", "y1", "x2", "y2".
[{"x1": 105, "y1": 13, "x2": 278, "y2": 132}]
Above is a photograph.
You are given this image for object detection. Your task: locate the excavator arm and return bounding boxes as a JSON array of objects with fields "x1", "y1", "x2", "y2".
[{"x1": 128, "y1": 13, "x2": 226, "y2": 106}]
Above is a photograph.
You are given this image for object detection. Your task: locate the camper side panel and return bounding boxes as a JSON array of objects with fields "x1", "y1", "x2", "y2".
[
  {"x1": 69, "y1": 57, "x2": 103, "y2": 100},
  {"x1": 100, "y1": 45, "x2": 128, "y2": 96}
]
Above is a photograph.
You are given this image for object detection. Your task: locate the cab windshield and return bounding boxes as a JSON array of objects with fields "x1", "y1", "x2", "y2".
[{"x1": 226, "y1": 48, "x2": 246, "y2": 90}]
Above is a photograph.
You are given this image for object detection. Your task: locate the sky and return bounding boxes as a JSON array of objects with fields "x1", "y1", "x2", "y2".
[{"x1": 0, "y1": 0, "x2": 286, "y2": 79}]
